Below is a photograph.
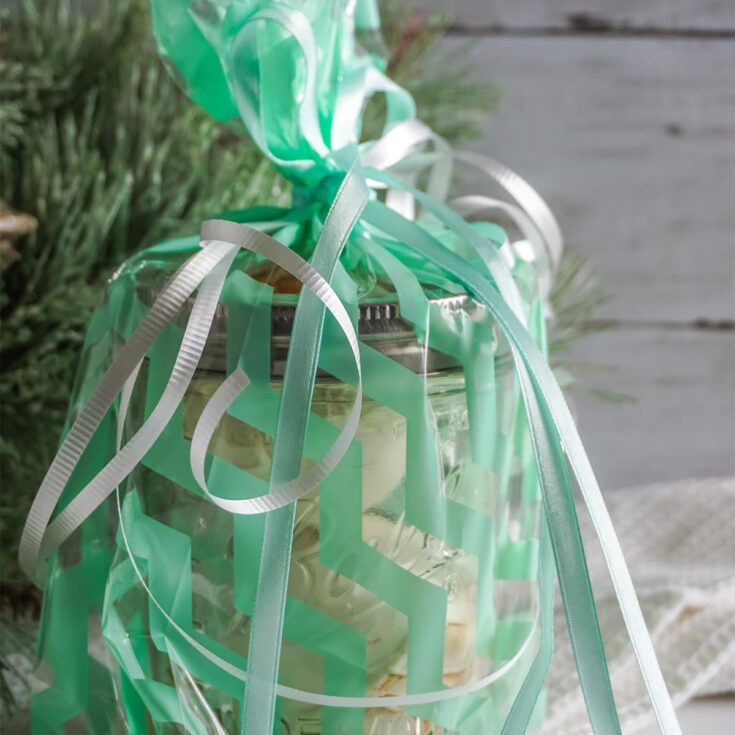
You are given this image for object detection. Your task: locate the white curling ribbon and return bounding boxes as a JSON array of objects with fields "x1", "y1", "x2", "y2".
[
  {"x1": 37, "y1": 248, "x2": 238, "y2": 565},
  {"x1": 361, "y1": 119, "x2": 563, "y2": 296},
  {"x1": 19, "y1": 221, "x2": 363, "y2": 575},
  {"x1": 190, "y1": 221, "x2": 363, "y2": 514},
  {"x1": 18, "y1": 240, "x2": 238, "y2": 581},
  {"x1": 451, "y1": 192, "x2": 554, "y2": 306}
]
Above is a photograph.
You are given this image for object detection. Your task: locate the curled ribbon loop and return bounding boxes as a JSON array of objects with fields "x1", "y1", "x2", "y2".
[
  {"x1": 20, "y1": 221, "x2": 363, "y2": 569},
  {"x1": 19, "y1": 241, "x2": 238, "y2": 582},
  {"x1": 190, "y1": 220, "x2": 363, "y2": 515}
]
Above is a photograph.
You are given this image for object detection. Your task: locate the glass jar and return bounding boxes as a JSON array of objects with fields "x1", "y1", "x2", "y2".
[{"x1": 34, "y1": 251, "x2": 546, "y2": 735}]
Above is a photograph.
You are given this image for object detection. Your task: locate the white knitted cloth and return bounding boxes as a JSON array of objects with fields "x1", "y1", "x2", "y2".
[
  {"x1": 541, "y1": 476, "x2": 735, "y2": 734},
  {"x1": 3, "y1": 479, "x2": 733, "y2": 732}
]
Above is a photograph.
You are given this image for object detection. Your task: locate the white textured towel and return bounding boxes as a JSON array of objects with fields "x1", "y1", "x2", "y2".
[{"x1": 542, "y1": 476, "x2": 735, "y2": 734}]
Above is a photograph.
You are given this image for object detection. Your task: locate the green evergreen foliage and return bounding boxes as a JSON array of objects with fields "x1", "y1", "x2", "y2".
[{"x1": 0, "y1": 0, "x2": 497, "y2": 599}]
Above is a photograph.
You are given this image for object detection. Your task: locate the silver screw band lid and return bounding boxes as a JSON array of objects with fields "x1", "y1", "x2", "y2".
[{"x1": 135, "y1": 264, "x2": 496, "y2": 378}]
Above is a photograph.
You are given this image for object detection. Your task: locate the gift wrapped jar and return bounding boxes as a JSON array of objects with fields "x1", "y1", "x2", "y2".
[
  {"x1": 85, "y1": 248, "x2": 547, "y2": 735},
  {"x1": 25, "y1": 0, "x2": 680, "y2": 733}
]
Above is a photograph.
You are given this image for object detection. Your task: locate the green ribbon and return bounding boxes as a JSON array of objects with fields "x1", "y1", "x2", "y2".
[{"x1": 242, "y1": 163, "x2": 369, "y2": 733}]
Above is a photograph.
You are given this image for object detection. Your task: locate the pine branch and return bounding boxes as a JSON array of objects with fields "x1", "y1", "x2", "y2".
[
  {"x1": 386, "y1": 7, "x2": 499, "y2": 142},
  {"x1": 548, "y1": 253, "x2": 610, "y2": 357},
  {"x1": 363, "y1": 3, "x2": 499, "y2": 142}
]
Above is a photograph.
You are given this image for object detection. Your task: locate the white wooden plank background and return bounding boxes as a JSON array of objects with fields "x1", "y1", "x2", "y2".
[
  {"x1": 422, "y1": 0, "x2": 735, "y2": 33},
  {"x1": 443, "y1": 13, "x2": 735, "y2": 726},
  {"x1": 566, "y1": 327, "x2": 735, "y2": 488},
  {"x1": 432, "y1": 4, "x2": 735, "y2": 491},
  {"x1": 443, "y1": 34, "x2": 735, "y2": 323}
]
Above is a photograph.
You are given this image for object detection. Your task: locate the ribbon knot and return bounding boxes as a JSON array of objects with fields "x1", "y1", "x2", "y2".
[{"x1": 292, "y1": 163, "x2": 352, "y2": 208}]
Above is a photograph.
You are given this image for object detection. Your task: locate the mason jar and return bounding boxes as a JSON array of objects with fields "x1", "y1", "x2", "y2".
[{"x1": 32, "y1": 247, "x2": 545, "y2": 735}]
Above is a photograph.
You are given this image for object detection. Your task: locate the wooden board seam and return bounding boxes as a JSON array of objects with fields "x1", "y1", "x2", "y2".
[{"x1": 446, "y1": 26, "x2": 735, "y2": 40}]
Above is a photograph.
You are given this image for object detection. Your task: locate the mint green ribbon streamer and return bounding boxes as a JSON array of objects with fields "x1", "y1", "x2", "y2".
[
  {"x1": 361, "y1": 199, "x2": 619, "y2": 734},
  {"x1": 362, "y1": 171, "x2": 621, "y2": 733},
  {"x1": 243, "y1": 163, "x2": 369, "y2": 733},
  {"x1": 501, "y1": 517, "x2": 554, "y2": 735},
  {"x1": 361, "y1": 199, "x2": 678, "y2": 734}
]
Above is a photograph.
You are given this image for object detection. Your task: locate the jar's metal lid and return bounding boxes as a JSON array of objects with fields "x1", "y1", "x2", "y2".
[
  {"x1": 205, "y1": 293, "x2": 477, "y2": 378},
  {"x1": 136, "y1": 266, "x2": 493, "y2": 378}
]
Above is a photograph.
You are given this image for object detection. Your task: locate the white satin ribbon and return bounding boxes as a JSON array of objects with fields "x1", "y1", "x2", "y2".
[
  {"x1": 191, "y1": 219, "x2": 363, "y2": 515},
  {"x1": 19, "y1": 221, "x2": 362, "y2": 578},
  {"x1": 362, "y1": 119, "x2": 563, "y2": 295},
  {"x1": 18, "y1": 241, "x2": 237, "y2": 582}
]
